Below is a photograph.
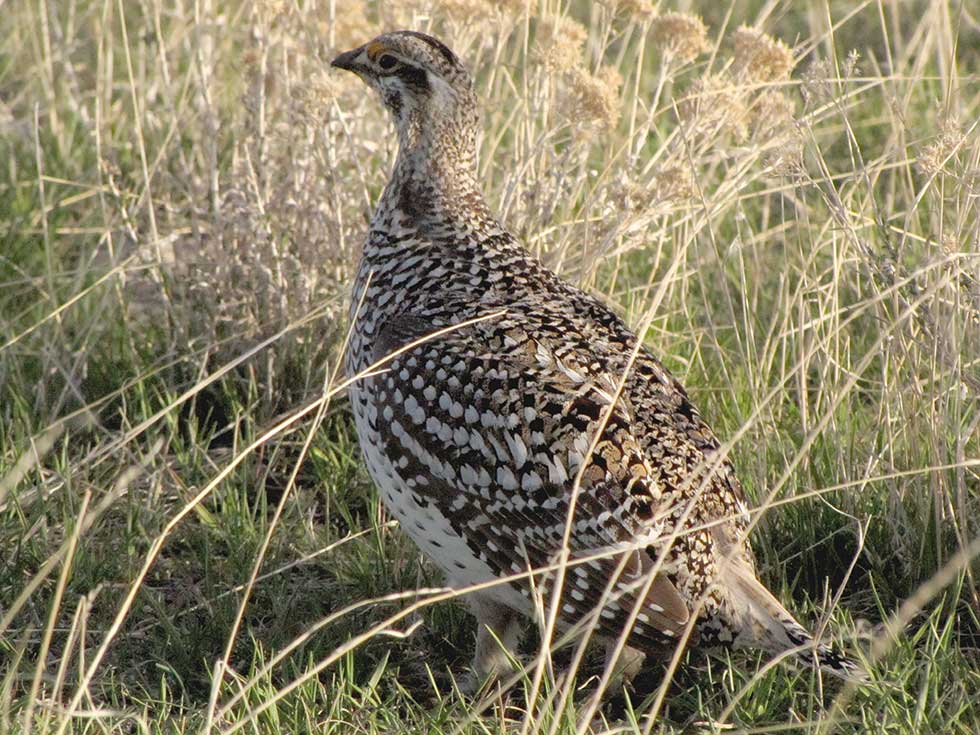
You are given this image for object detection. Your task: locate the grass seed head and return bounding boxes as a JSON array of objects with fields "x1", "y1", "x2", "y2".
[
  {"x1": 562, "y1": 65, "x2": 622, "y2": 135},
  {"x1": 650, "y1": 12, "x2": 709, "y2": 63},
  {"x1": 653, "y1": 164, "x2": 695, "y2": 202},
  {"x1": 535, "y1": 15, "x2": 589, "y2": 72},
  {"x1": 682, "y1": 73, "x2": 749, "y2": 141},
  {"x1": 600, "y1": 0, "x2": 655, "y2": 19},
  {"x1": 296, "y1": 70, "x2": 350, "y2": 122},
  {"x1": 330, "y1": 1, "x2": 378, "y2": 42},
  {"x1": 763, "y1": 133, "x2": 805, "y2": 178},
  {"x1": 613, "y1": 164, "x2": 695, "y2": 213},
  {"x1": 917, "y1": 117, "x2": 965, "y2": 177},
  {"x1": 801, "y1": 57, "x2": 834, "y2": 105},
  {"x1": 733, "y1": 26, "x2": 795, "y2": 82},
  {"x1": 256, "y1": 0, "x2": 289, "y2": 21},
  {"x1": 750, "y1": 90, "x2": 796, "y2": 137},
  {"x1": 437, "y1": 0, "x2": 528, "y2": 20}
]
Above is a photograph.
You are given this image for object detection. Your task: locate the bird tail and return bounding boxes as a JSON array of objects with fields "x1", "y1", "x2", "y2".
[{"x1": 726, "y1": 564, "x2": 866, "y2": 681}]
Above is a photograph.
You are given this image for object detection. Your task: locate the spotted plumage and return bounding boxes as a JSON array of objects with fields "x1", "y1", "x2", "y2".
[{"x1": 333, "y1": 30, "x2": 862, "y2": 684}]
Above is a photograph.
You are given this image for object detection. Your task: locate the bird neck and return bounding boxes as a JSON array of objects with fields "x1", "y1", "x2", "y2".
[
  {"x1": 394, "y1": 116, "x2": 479, "y2": 187},
  {"x1": 382, "y1": 121, "x2": 494, "y2": 229}
]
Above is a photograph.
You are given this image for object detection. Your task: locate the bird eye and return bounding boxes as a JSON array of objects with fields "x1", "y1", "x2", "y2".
[{"x1": 378, "y1": 54, "x2": 398, "y2": 70}]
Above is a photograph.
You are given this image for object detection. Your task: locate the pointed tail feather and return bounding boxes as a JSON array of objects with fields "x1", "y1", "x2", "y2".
[{"x1": 726, "y1": 564, "x2": 866, "y2": 681}]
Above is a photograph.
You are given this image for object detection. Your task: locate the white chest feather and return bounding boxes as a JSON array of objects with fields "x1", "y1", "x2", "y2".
[{"x1": 348, "y1": 383, "x2": 527, "y2": 611}]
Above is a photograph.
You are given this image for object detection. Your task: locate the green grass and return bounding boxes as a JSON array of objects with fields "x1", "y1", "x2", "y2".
[{"x1": 2, "y1": 0, "x2": 979, "y2": 732}]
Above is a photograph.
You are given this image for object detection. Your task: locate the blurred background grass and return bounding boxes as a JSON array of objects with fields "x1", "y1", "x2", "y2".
[{"x1": 1, "y1": 0, "x2": 978, "y2": 732}]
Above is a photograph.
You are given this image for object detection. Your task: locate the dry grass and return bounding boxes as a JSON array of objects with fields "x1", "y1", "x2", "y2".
[{"x1": 1, "y1": 0, "x2": 979, "y2": 733}]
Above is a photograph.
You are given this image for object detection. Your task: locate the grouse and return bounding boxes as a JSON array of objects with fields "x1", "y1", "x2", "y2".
[{"x1": 332, "y1": 30, "x2": 862, "y2": 686}]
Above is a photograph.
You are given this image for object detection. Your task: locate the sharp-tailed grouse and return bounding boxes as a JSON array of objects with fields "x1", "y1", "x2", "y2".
[{"x1": 332, "y1": 29, "x2": 861, "y2": 686}]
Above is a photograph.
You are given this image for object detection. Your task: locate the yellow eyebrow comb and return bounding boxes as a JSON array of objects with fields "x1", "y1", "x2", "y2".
[{"x1": 365, "y1": 41, "x2": 387, "y2": 61}]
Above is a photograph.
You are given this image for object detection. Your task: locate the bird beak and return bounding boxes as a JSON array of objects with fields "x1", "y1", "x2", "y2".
[{"x1": 330, "y1": 46, "x2": 366, "y2": 73}]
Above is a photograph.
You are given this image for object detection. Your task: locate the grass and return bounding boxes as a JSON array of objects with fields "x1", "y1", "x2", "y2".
[{"x1": 1, "y1": 0, "x2": 979, "y2": 732}]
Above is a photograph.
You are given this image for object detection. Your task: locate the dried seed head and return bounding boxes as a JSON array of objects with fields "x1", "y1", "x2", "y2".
[
  {"x1": 750, "y1": 90, "x2": 795, "y2": 137},
  {"x1": 610, "y1": 178, "x2": 654, "y2": 213},
  {"x1": 917, "y1": 118, "x2": 965, "y2": 177},
  {"x1": 600, "y1": 0, "x2": 655, "y2": 19},
  {"x1": 940, "y1": 233, "x2": 958, "y2": 256},
  {"x1": 256, "y1": 0, "x2": 289, "y2": 21},
  {"x1": 650, "y1": 12, "x2": 709, "y2": 63},
  {"x1": 763, "y1": 138, "x2": 805, "y2": 179},
  {"x1": 296, "y1": 69, "x2": 356, "y2": 122},
  {"x1": 241, "y1": 48, "x2": 261, "y2": 68},
  {"x1": 732, "y1": 26, "x2": 794, "y2": 82},
  {"x1": 654, "y1": 164, "x2": 695, "y2": 202},
  {"x1": 326, "y1": 2, "x2": 377, "y2": 44},
  {"x1": 437, "y1": 0, "x2": 528, "y2": 20},
  {"x1": 801, "y1": 58, "x2": 833, "y2": 105},
  {"x1": 562, "y1": 66, "x2": 622, "y2": 134},
  {"x1": 681, "y1": 74, "x2": 749, "y2": 141},
  {"x1": 535, "y1": 15, "x2": 588, "y2": 72},
  {"x1": 612, "y1": 165, "x2": 694, "y2": 211}
]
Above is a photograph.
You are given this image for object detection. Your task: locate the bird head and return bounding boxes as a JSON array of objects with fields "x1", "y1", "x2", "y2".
[{"x1": 331, "y1": 31, "x2": 478, "y2": 164}]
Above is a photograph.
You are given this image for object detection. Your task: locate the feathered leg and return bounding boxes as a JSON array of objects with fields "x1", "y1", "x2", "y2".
[
  {"x1": 465, "y1": 593, "x2": 523, "y2": 691},
  {"x1": 603, "y1": 640, "x2": 647, "y2": 686}
]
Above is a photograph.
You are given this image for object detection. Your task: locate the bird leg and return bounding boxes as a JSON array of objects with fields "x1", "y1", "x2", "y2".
[
  {"x1": 602, "y1": 640, "x2": 646, "y2": 687},
  {"x1": 464, "y1": 593, "x2": 523, "y2": 692}
]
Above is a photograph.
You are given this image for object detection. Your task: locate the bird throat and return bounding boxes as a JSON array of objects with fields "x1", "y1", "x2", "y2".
[{"x1": 383, "y1": 125, "x2": 487, "y2": 231}]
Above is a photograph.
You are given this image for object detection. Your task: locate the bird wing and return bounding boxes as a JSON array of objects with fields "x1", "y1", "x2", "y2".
[{"x1": 368, "y1": 311, "x2": 694, "y2": 644}]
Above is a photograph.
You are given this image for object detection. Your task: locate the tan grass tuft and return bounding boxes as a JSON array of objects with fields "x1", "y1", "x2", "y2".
[
  {"x1": 328, "y1": 0, "x2": 379, "y2": 41},
  {"x1": 732, "y1": 25, "x2": 795, "y2": 82},
  {"x1": 255, "y1": 0, "x2": 289, "y2": 19},
  {"x1": 801, "y1": 57, "x2": 834, "y2": 105},
  {"x1": 917, "y1": 118, "x2": 965, "y2": 177},
  {"x1": 600, "y1": 0, "x2": 655, "y2": 19},
  {"x1": 650, "y1": 12, "x2": 709, "y2": 63},
  {"x1": 750, "y1": 89, "x2": 796, "y2": 138},
  {"x1": 681, "y1": 73, "x2": 749, "y2": 141},
  {"x1": 535, "y1": 15, "x2": 589, "y2": 72},
  {"x1": 652, "y1": 164, "x2": 696, "y2": 203},
  {"x1": 437, "y1": 0, "x2": 529, "y2": 21},
  {"x1": 843, "y1": 49, "x2": 861, "y2": 79},
  {"x1": 561, "y1": 66, "x2": 622, "y2": 134},
  {"x1": 611, "y1": 164, "x2": 694, "y2": 214}
]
